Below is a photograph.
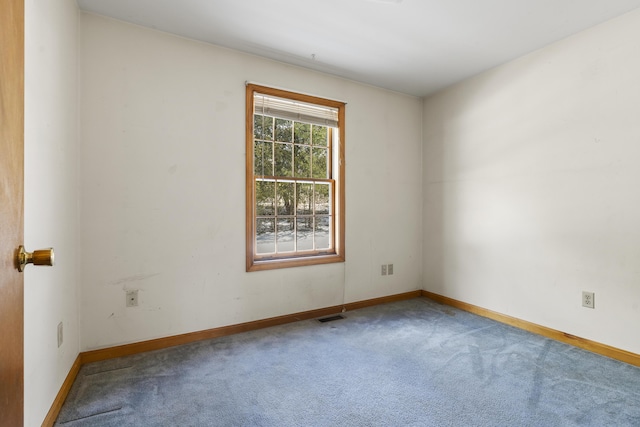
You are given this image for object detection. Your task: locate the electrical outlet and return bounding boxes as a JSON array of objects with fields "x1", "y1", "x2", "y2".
[
  {"x1": 126, "y1": 290, "x2": 139, "y2": 307},
  {"x1": 381, "y1": 264, "x2": 387, "y2": 276},
  {"x1": 582, "y1": 291, "x2": 595, "y2": 309},
  {"x1": 388, "y1": 264, "x2": 394, "y2": 275},
  {"x1": 57, "y1": 322, "x2": 63, "y2": 348}
]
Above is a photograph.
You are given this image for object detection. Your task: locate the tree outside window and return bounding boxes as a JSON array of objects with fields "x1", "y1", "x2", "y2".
[{"x1": 246, "y1": 84, "x2": 345, "y2": 271}]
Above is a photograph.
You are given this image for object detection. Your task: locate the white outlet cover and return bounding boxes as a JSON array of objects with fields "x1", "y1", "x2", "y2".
[
  {"x1": 57, "y1": 322, "x2": 63, "y2": 348},
  {"x1": 126, "y1": 290, "x2": 139, "y2": 307},
  {"x1": 582, "y1": 291, "x2": 595, "y2": 309}
]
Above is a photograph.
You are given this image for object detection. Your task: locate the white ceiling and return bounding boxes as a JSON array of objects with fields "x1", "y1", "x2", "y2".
[{"x1": 76, "y1": 0, "x2": 640, "y2": 97}]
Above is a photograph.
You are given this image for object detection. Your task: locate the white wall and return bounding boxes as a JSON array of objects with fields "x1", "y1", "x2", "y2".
[
  {"x1": 24, "y1": 0, "x2": 79, "y2": 425},
  {"x1": 423, "y1": 8, "x2": 640, "y2": 354},
  {"x1": 79, "y1": 13, "x2": 423, "y2": 350}
]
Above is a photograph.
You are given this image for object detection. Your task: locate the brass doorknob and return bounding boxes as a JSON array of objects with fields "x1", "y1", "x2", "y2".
[{"x1": 17, "y1": 246, "x2": 55, "y2": 272}]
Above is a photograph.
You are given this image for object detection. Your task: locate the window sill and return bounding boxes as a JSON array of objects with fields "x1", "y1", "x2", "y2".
[{"x1": 247, "y1": 253, "x2": 345, "y2": 272}]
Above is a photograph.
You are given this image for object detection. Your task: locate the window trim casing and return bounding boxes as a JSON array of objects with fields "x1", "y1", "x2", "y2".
[{"x1": 246, "y1": 84, "x2": 345, "y2": 272}]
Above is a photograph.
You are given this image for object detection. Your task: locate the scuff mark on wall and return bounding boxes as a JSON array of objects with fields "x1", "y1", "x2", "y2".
[{"x1": 107, "y1": 273, "x2": 160, "y2": 286}]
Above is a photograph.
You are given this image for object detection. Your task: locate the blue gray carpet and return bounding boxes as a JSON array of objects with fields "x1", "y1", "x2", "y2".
[{"x1": 55, "y1": 298, "x2": 640, "y2": 426}]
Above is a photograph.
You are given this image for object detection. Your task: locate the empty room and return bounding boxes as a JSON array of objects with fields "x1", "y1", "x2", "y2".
[{"x1": 2, "y1": 0, "x2": 640, "y2": 425}]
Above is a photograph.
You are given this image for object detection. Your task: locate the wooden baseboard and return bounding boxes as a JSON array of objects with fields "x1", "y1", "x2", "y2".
[
  {"x1": 421, "y1": 290, "x2": 640, "y2": 367},
  {"x1": 46, "y1": 290, "x2": 418, "y2": 423},
  {"x1": 80, "y1": 306, "x2": 343, "y2": 364},
  {"x1": 44, "y1": 288, "x2": 639, "y2": 424},
  {"x1": 344, "y1": 290, "x2": 422, "y2": 312},
  {"x1": 81, "y1": 290, "x2": 422, "y2": 364},
  {"x1": 41, "y1": 354, "x2": 82, "y2": 427}
]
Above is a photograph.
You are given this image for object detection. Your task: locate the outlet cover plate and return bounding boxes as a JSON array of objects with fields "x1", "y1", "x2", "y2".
[
  {"x1": 57, "y1": 322, "x2": 63, "y2": 348},
  {"x1": 582, "y1": 291, "x2": 595, "y2": 309},
  {"x1": 126, "y1": 290, "x2": 139, "y2": 307}
]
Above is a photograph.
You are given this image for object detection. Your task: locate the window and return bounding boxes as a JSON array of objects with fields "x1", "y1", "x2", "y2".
[{"x1": 246, "y1": 84, "x2": 345, "y2": 271}]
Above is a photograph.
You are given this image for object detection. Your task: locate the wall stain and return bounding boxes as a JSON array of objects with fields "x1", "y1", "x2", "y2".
[{"x1": 107, "y1": 273, "x2": 160, "y2": 286}]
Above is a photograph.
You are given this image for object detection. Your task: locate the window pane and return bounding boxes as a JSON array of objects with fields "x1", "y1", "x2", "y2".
[
  {"x1": 314, "y1": 183, "x2": 330, "y2": 214},
  {"x1": 274, "y1": 143, "x2": 293, "y2": 177},
  {"x1": 254, "y1": 115, "x2": 273, "y2": 140},
  {"x1": 276, "y1": 218, "x2": 295, "y2": 252},
  {"x1": 275, "y1": 118, "x2": 293, "y2": 142},
  {"x1": 254, "y1": 141, "x2": 273, "y2": 176},
  {"x1": 314, "y1": 215, "x2": 331, "y2": 250},
  {"x1": 296, "y1": 183, "x2": 313, "y2": 215},
  {"x1": 294, "y1": 122, "x2": 311, "y2": 144},
  {"x1": 296, "y1": 217, "x2": 314, "y2": 251},
  {"x1": 256, "y1": 218, "x2": 275, "y2": 254},
  {"x1": 277, "y1": 181, "x2": 295, "y2": 215},
  {"x1": 312, "y1": 147, "x2": 328, "y2": 179},
  {"x1": 255, "y1": 180, "x2": 275, "y2": 216},
  {"x1": 312, "y1": 125, "x2": 327, "y2": 147},
  {"x1": 248, "y1": 86, "x2": 344, "y2": 270},
  {"x1": 294, "y1": 145, "x2": 311, "y2": 178}
]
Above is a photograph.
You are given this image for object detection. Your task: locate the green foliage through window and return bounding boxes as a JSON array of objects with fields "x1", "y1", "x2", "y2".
[
  {"x1": 247, "y1": 84, "x2": 344, "y2": 271},
  {"x1": 253, "y1": 111, "x2": 333, "y2": 255}
]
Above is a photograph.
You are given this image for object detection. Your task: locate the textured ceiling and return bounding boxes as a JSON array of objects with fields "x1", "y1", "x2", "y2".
[{"x1": 77, "y1": 0, "x2": 640, "y2": 96}]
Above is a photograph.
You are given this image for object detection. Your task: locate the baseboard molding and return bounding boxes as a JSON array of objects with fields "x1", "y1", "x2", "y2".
[
  {"x1": 41, "y1": 354, "x2": 82, "y2": 427},
  {"x1": 344, "y1": 290, "x2": 422, "y2": 312},
  {"x1": 42, "y1": 289, "x2": 421, "y2": 424},
  {"x1": 43, "y1": 288, "x2": 639, "y2": 424},
  {"x1": 81, "y1": 290, "x2": 422, "y2": 364},
  {"x1": 421, "y1": 290, "x2": 640, "y2": 367}
]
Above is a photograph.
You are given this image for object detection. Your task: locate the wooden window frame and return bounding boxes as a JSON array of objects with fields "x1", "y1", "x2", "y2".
[{"x1": 246, "y1": 84, "x2": 345, "y2": 272}]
